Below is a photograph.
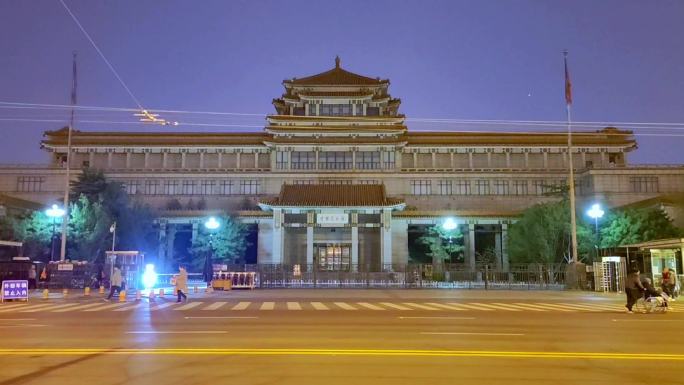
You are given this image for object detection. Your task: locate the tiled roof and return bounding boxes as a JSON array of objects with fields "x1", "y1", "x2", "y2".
[
  {"x1": 42, "y1": 128, "x2": 268, "y2": 147},
  {"x1": 260, "y1": 184, "x2": 404, "y2": 207},
  {"x1": 286, "y1": 57, "x2": 388, "y2": 86},
  {"x1": 406, "y1": 129, "x2": 636, "y2": 147},
  {"x1": 298, "y1": 91, "x2": 374, "y2": 98}
]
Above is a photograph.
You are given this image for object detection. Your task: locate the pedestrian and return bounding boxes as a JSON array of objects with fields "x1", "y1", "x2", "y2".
[
  {"x1": 667, "y1": 269, "x2": 677, "y2": 301},
  {"x1": 624, "y1": 269, "x2": 644, "y2": 313},
  {"x1": 175, "y1": 266, "x2": 188, "y2": 303},
  {"x1": 106, "y1": 265, "x2": 123, "y2": 300},
  {"x1": 661, "y1": 268, "x2": 673, "y2": 297},
  {"x1": 28, "y1": 265, "x2": 37, "y2": 290}
]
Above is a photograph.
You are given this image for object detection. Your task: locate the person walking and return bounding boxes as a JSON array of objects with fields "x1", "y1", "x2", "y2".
[
  {"x1": 106, "y1": 265, "x2": 123, "y2": 300},
  {"x1": 175, "y1": 266, "x2": 188, "y2": 303},
  {"x1": 625, "y1": 269, "x2": 645, "y2": 313},
  {"x1": 28, "y1": 265, "x2": 37, "y2": 290}
]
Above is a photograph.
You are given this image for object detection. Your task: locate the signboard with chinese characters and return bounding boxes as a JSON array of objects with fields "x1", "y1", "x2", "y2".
[
  {"x1": 57, "y1": 263, "x2": 74, "y2": 271},
  {"x1": 316, "y1": 213, "x2": 349, "y2": 226},
  {"x1": 1, "y1": 280, "x2": 29, "y2": 302}
]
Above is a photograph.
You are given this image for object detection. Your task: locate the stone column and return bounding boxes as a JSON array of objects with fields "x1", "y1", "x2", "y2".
[
  {"x1": 272, "y1": 209, "x2": 284, "y2": 265},
  {"x1": 391, "y1": 220, "x2": 409, "y2": 265},
  {"x1": 412, "y1": 152, "x2": 417, "y2": 168},
  {"x1": 218, "y1": 152, "x2": 223, "y2": 168},
  {"x1": 468, "y1": 152, "x2": 473, "y2": 169},
  {"x1": 467, "y1": 223, "x2": 476, "y2": 270},
  {"x1": 125, "y1": 151, "x2": 131, "y2": 168},
  {"x1": 236, "y1": 152, "x2": 241, "y2": 170},
  {"x1": 157, "y1": 220, "x2": 167, "y2": 269},
  {"x1": 505, "y1": 152, "x2": 511, "y2": 168},
  {"x1": 191, "y1": 220, "x2": 199, "y2": 244},
  {"x1": 351, "y1": 212, "x2": 359, "y2": 271},
  {"x1": 495, "y1": 224, "x2": 502, "y2": 268},
  {"x1": 257, "y1": 220, "x2": 275, "y2": 264},
  {"x1": 501, "y1": 223, "x2": 509, "y2": 271},
  {"x1": 144, "y1": 152, "x2": 150, "y2": 169},
  {"x1": 88, "y1": 152, "x2": 95, "y2": 167},
  {"x1": 524, "y1": 152, "x2": 529, "y2": 168},
  {"x1": 181, "y1": 152, "x2": 187, "y2": 169},
  {"x1": 107, "y1": 152, "x2": 113, "y2": 168},
  {"x1": 543, "y1": 152, "x2": 548, "y2": 168},
  {"x1": 254, "y1": 152, "x2": 260, "y2": 169},
  {"x1": 306, "y1": 212, "x2": 314, "y2": 267},
  {"x1": 486, "y1": 152, "x2": 492, "y2": 168},
  {"x1": 431, "y1": 152, "x2": 436, "y2": 168},
  {"x1": 162, "y1": 151, "x2": 168, "y2": 168},
  {"x1": 165, "y1": 224, "x2": 176, "y2": 270},
  {"x1": 450, "y1": 152, "x2": 455, "y2": 169},
  {"x1": 199, "y1": 152, "x2": 205, "y2": 169},
  {"x1": 380, "y1": 209, "x2": 392, "y2": 270}
]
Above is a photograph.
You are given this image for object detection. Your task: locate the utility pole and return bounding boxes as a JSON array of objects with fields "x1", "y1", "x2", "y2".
[
  {"x1": 59, "y1": 51, "x2": 77, "y2": 261},
  {"x1": 564, "y1": 50, "x2": 579, "y2": 264}
]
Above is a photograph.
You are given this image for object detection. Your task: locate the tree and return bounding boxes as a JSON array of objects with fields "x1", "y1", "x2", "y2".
[
  {"x1": 67, "y1": 195, "x2": 112, "y2": 261},
  {"x1": 11, "y1": 211, "x2": 55, "y2": 260},
  {"x1": 419, "y1": 224, "x2": 464, "y2": 268},
  {"x1": 189, "y1": 215, "x2": 249, "y2": 270},
  {"x1": 508, "y1": 199, "x2": 594, "y2": 264},
  {"x1": 600, "y1": 207, "x2": 682, "y2": 250}
]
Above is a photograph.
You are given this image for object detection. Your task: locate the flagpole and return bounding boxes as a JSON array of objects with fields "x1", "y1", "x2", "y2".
[
  {"x1": 564, "y1": 50, "x2": 579, "y2": 264},
  {"x1": 59, "y1": 51, "x2": 77, "y2": 261}
]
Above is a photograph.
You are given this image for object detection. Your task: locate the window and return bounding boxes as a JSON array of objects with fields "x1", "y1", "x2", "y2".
[
  {"x1": 411, "y1": 180, "x2": 432, "y2": 195},
  {"x1": 319, "y1": 104, "x2": 352, "y2": 116},
  {"x1": 144, "y1": 180, "x2": 159, "y2": 195},
  {"x1": 357, "y1": 180, "x2": 380, "y2": 185},
  {"x1": 291, "y1": 151, "x2": 316, "y2": 170},
  {"x1": 320, "y1": 179, "x2": 352, "y2": 185},
  {"x1": 533, "y1": 180, "x2": 566, "y2": 195},
  {"x1": 630, "y1": 176, "x2": 659, "y2": 193},
  {"x1": 292, "y1": 180, "x2": 314, "y2": 185},
  {"x1": 219, "y1": 180, "x2": 233, "y2": 195},
  {"x1": 438, "y1": 180, "x2": 453, "y2": 195},
  {"x1": 200, "y1": 180, "x2": 216, "y2": 195},
  {"x1": 163, "y1": 180, "x2": 178, "y2": 195},
  {"x1": 182, "y1": 180, "x2": 196, "y2": 195},
  {"x1": 319, "y1": 152, "x2": 353, "y2": 170},
  {"x1": 493, "y1": 180, "x2": 509, "y2": 195},
  {"x1": 16, "y1": 176, "x2": 44, "y2": 192},
  {"x1": 125, "y1": 180, "x2": 141, "y2": 195},
  {"x1": 356, "y1": 151, "x2": 381, "y2": 169},
  {"x1": 453, "y1": 180, "x2": 471, "y2": 195},
  {"x1": 355, "y1": 103, "x2": 365, "y2": 116},
  {"x1": 475, "y1": 180, "x2": 490, "y2": 195},
  {"x1": 383, "y1": 151, "x2": 396, "y2": 169},
  {"x1": 533, "y1": 180, "x2": 547, "y2": 195},
  {"x1": 307, "y1": 103, "x2": 317, "y2": 116},
  {"x1": 276, "y1": 152, "x2": 288, "y2": 169},
  {"x1": 512, "y1": 180, "x2": 528, "y2": 195},
  {"x1": 240, "y1": 180, "x2": 260, "y2": 195}
]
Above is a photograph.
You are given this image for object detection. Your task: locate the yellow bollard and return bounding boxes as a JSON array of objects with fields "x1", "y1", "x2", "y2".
[
  {"x1": 62, "y1": 288, "x2": 68, "y2": 298},
  {"x1": 84, "y1": 287, "x2": 90, "y2": 296},
  {"x1": 42, "y1": 289, "x2": 49, "y2": 299},
  {"x1": 119, "y1": 290, "x2": 126, "y2": 302},
  {"x1": 99, "y1": 286, "x2": 105, "y2": 295},
  {"x1": 159, "y1": 288, "x2": 164, "y2": 297},
  {"x1": 136, "y1": 290, "x2": 142, "y2": 301}
]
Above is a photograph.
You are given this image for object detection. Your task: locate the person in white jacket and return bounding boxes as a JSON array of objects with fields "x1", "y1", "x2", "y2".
[
  {"x1": 175, "y1": 266, "x2": 188, "y2": 303},
  {"x1": 106, "y1": 265, "x2": 123, "y2": 300}
]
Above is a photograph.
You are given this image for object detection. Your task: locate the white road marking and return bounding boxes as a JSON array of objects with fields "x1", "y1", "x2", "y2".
[
  {"x1": 150, "y1": 302, "x2": 178, "y2": 311},
  {"x1": 174, "y1": 302, "x2": 203, "y2": 311},
  {"x1": 490, "y1": 303, "x2": 547, "y2": 312},
  {"x1": 532, "y1": 303, "x2": 586, "y2": 312},
  {"x1": 611, "y1": 319, "x2": 680, "y2": 322},
  {"x1": 420, "y1": 332, "x2": 524, "y2": 336},
  {"x1": 398, "y1": 316, "x2": 476, "y2": 320},
  {"x1": 52, "y1": 303, "x2": 104, "y2": 312},
  {"x1": 126, "y1": 331, "x2": 227, "y2": 334},
  {"x1": 83, "y1": 302, "x2": 129, "y2": 312},
  {"x1": 260, "y1": 302, "x2": 275, "y2": 310},
  {"x1": 0, "y1": 318, "x2": 36, "y2": 321},
  {"x1": 403, "y1": 303, "x2": 440, "y2": 311},
  {"x1": 425, "y1": 303, "x2": 469, "y2": 311},
  {"x1": 115, "y1": 303, "x2": 147, "y2": 312},
  {"x1": 231, "y1": 302, "x2": 251, "y2": 310},
  {"x1": 379, "y1": 302, "x2": 413, "y2": 310},
  {"x1": 287, "y1": 302, "x2": 302, "y2": 310},
  {"x1": 185, "y1": 316, "x2": 258, "y2": 319},
  {"x1": 310, "y1": 302, "x2": 329, "y2": 310},
  {"x1": 0, "y1": 324, "x2": 48, "y2": 328},
  {"x1": 0, "y1": 303, "x2": 32, "y2": 310},
  {"x1": 447, "y1": 303, "x2": 494, "y2": 312},
  {"x1": 203, "y1": 302, "x2": 227, "y2": 311},
  {"x1": 21, "y1": 303, "x2": 79, "y2": 313},
  {"x1": 334, "y1": 302, "x2": 357, "y2": 310},
  {"x1": 512, "y1": 303, "x2": 574, "y2": 312},
  {"x1": 0, "y1": 303, "x2": 55, "y2": 313},
  {"x1": 357, "y1": 302, "x2": 385, "y2": 310},
  {"x1": 469, "y1": 303, "x2": 522, "y2": 312},
  {"x1": 557, "y1": 303, "x2": 620, "y2": 312}
]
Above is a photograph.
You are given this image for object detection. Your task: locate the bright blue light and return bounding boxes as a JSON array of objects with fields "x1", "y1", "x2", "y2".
[
  {"x1": 142, "y1": 263, "x2": 157, "y2": 289},
  {"x1": 442, "y1": 217, "x2": 458, "y2": 231}
]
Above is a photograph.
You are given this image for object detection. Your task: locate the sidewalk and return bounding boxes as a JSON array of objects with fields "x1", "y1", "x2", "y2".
[{"x1": 25, "y1": 288, "x2": 627, "y2": 302}]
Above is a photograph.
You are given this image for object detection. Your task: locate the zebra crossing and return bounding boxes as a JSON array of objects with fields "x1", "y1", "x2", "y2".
[{"x1": 0, "y1": 300, "x2": 678, "y2": 314}]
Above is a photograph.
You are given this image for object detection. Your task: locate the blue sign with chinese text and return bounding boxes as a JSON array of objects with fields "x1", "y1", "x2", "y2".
[{"x1": 1, "y1": 280, "x2": 29, "y2": 302}]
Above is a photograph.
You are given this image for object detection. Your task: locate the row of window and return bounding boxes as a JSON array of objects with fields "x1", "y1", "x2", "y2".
[
  {"x1": 291, "y1": 180, "x2": 380, "y2": 185},
  {"x1": 16, "y1": 176, "x2": 45, "y2": 192},
  {"x1": 277, "y1": 151, "x2": 395, "y2": 170},
  {"x1": 629, "y1": 177, "x2": 659, "y2": 193},
  {"x1": 410, "y1": 179, "x2": 571, "y2": 196},
  {"x1": 122, "y1": 180, "x2": 260, "y2": 196}
]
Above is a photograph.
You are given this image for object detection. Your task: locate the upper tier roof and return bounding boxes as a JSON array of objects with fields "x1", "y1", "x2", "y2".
[{"x1": 285, "y1": 57, "x2": 388, "y2": 86}]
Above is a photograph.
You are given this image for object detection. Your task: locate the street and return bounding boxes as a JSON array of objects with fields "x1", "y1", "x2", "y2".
[{"x1": 0, "y1": 290, "x2": 682, "y2": 385}]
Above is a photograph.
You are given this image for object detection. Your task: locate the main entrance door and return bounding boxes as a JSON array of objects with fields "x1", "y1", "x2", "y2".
[{"x1": 315, "y1": 243, "x2": 351, "y2": 271}]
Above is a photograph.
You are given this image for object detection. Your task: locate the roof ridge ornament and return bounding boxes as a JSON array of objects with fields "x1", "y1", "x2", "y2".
[{"x1": 335, "y1": 55, "x2": 341, "y2": 68}]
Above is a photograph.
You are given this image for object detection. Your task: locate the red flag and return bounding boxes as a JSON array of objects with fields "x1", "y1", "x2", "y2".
[{"x1": 564, "y1": 53, "x2": 572, "y2": 105}]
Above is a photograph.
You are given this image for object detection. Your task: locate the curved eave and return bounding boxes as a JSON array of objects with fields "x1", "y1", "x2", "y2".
[{"x1": 258, "y1": 202, "x2": 406, "y2": 211}]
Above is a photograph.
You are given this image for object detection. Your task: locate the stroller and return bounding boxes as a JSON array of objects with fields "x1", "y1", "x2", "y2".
[{"x1": 636, "y1": 278, "x2": 670, "y2": 314}]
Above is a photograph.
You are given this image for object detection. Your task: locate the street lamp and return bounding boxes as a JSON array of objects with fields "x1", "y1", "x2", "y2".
[
  {"x1": 204, "y1": 217, "x2": 220, "y2": 284},
  {"x1": 45, "y1": 204, "x2": 65, "y2": 261},
  {"x1": 587, "y1": 203, "x2": 605, "y2": 257},
  {"x1": 442, "y1": 217, "x2": 458, "y2": 231}
]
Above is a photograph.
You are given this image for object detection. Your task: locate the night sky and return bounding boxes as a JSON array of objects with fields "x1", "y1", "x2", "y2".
[{"x1": 1, "y1": 0, "x2": 683, "y2": 164}]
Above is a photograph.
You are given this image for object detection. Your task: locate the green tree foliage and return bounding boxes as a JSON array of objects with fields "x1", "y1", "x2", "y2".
[
  {"x1": 189, "y1": 215, "x2": 249, "y2": 269},
  {"x1": 10, "y1": 210, "x2": 55, "y2": 259},
  {"x1": 419, "y1": 224, "x2": 464, "y2": 265},
  {"x1": 599, "y1": 207, "x2": 682, "y2": 249},
  {"x1": 508, "y1": 199, "x2": 594, "y2": 264},
  {"x1": 67, "y1": 195, "x2": 112, "y2": 261}
]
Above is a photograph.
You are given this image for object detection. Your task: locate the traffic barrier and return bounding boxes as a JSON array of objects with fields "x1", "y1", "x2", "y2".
[
  {"x1": 136, "y1": 290, "x2": 142, "y2": 300},
  {"x1": 205, "y1": 286, "x2": 213, "y2": 293},
  {"x1": 42, "y1": 289, "x2": 49, "y2": 299},
  {"x1": 84, "y1": 287, "x2": 90, "y2": 296},
  {"x1": 99, "y1": 286, "x2": 105, "y2": 295},
  {"x1": 119, "y1": 290, "x2": 126, "y2": 302}
]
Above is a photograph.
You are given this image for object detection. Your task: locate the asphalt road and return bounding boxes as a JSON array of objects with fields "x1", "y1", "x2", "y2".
[{"x1": 0, "y1": 290, "x2": 682, "y2": 385}]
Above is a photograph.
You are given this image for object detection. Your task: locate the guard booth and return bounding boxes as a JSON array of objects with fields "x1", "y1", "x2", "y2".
[
  {"x1": 622, "y1": 238, "x2": 684, "y2": 288},
  {"x1": 105, "y1": 251, "x2": 144, "y2": 291}
]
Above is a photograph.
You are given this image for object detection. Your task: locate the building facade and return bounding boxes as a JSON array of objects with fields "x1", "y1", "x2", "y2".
[{"x1": 1, "y1": 57, "x2": 683, "y2": 270}]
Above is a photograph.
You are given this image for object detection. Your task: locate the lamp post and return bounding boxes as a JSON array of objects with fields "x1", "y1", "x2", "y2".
[
  {"x1": 587, "y1": 203, "x2": 605, "y2": 257},
  {"x1": 45, "y1": 204, "x2": 65, "y2": 261},
  {"x1": 204, "y1": 217, "x2": 220, "y2": 283}
]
